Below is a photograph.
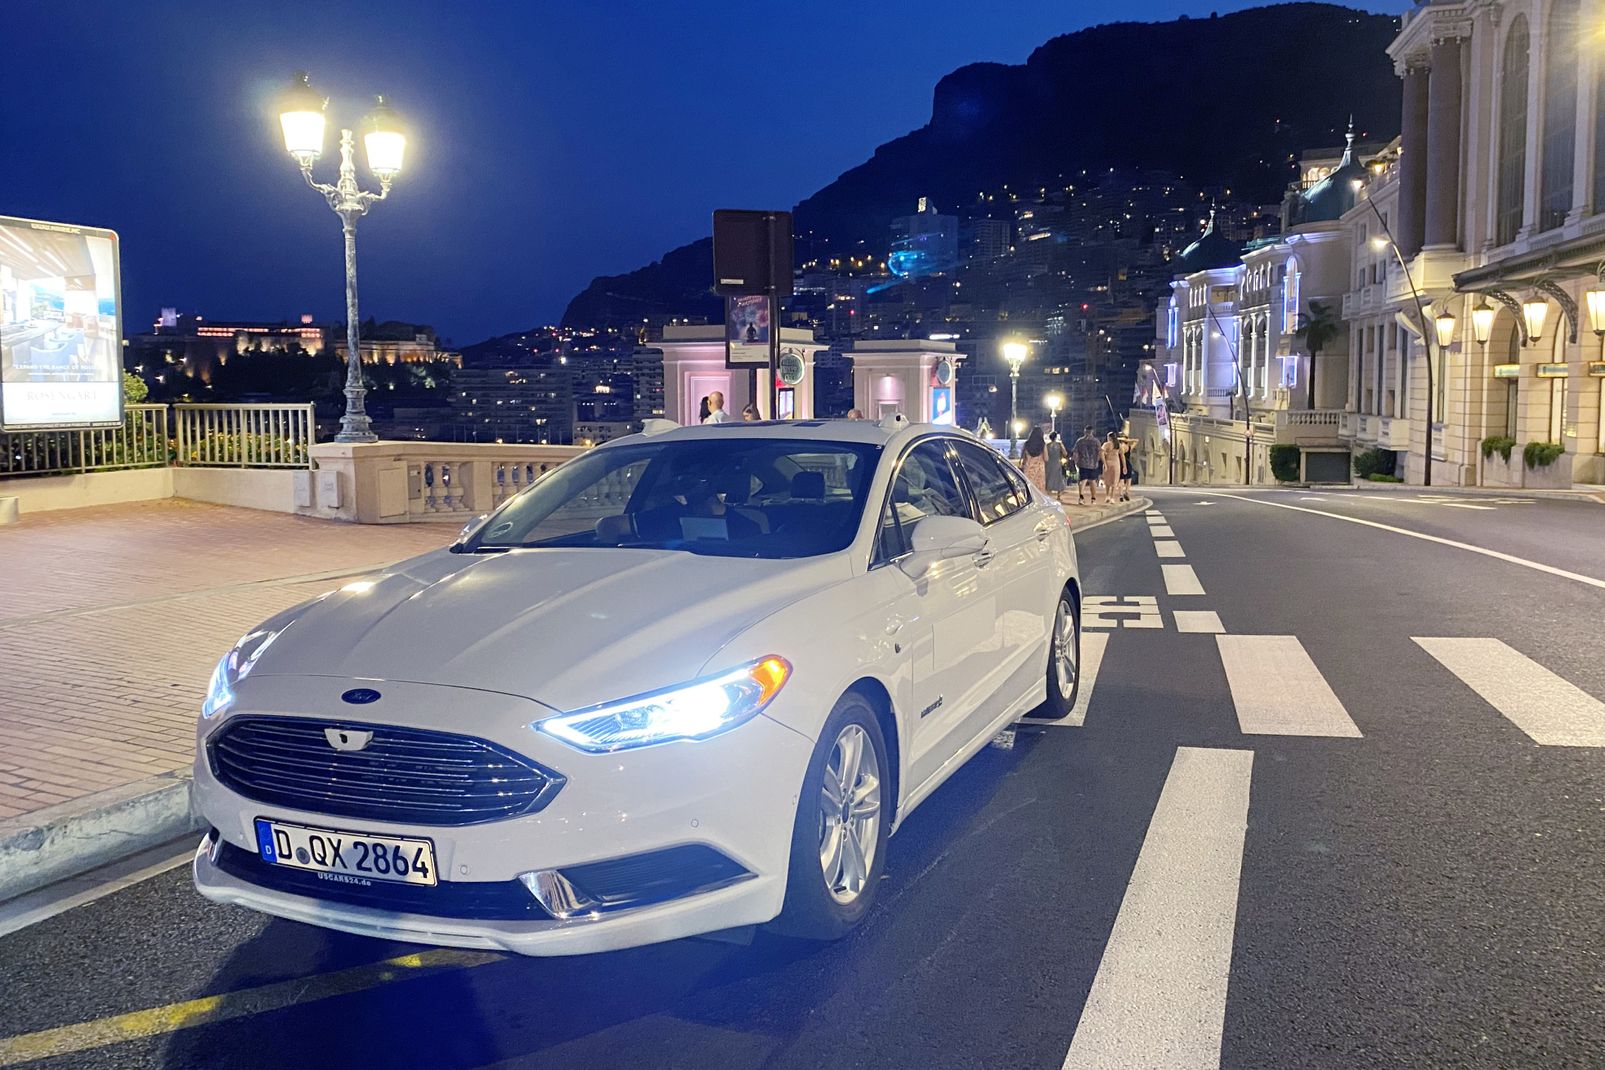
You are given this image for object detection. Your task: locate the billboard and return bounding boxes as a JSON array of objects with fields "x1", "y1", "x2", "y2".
[
  {"x1": 725, "y1": 294, "x2": 771, "y2": 368},
  {"x1": 0, "y1": 215, "x2": 124, "y2": 431}
]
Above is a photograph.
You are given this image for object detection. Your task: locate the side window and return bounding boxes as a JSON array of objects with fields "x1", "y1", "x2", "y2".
[
  {"x1": 876, "y1": 441, "x2": 970, "y2": 562},
  {"x1": 954, "y1": 442, "x2": 1025, "y2": 525}
]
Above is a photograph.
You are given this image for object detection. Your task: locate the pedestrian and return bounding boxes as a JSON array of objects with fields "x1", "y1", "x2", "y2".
[
  {"x1": 846, "y1": 408, "x2": 865, "y2": 420},
  {"x1": 1100, "y1": 431, "x2": 1121, "y2": 501},
  {"x1": 741, "y1": 404, "x2": 759, "y2": 421},
  {"x1": 1118, "y1": 437, "x2": 1133, "y2": 501},
  {"x1": 1071, "y1": 426, "x2": 1102, "y2": 504},
  {"x1": 698, "y1": 395, "x2": 711, "y2": 423},
  {"x1": 704, "y1": 391, "x2": 730, "y2": 424},
  {"x1": 1021, "y1": 426, "x2": 1047, "y2": 491},
  {"x1": 1045, "y1": 431, "x2": 1067, "y2": 496}
]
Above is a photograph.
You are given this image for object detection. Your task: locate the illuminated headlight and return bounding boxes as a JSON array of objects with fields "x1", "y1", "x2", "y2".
[
  {"x1": 201, "y1": 627, "x2": 284, "y2": 718},
  {"x1": 538, "y1": 656, "x2": 791, "y2": 753}
]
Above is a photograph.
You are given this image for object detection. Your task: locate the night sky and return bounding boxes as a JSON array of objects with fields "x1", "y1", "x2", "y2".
[{"x1": 4, "y1": 1, "x2": 1406, "y2": 345}]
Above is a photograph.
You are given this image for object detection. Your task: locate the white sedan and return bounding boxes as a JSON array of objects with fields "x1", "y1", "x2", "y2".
[{"x1": 192, "y1": 416, "x2": 1081, "y2": 954}]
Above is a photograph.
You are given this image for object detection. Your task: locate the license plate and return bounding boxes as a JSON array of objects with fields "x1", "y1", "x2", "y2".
[{"x1": 254, "y1": 818, "x2": 437, "y2": 887}]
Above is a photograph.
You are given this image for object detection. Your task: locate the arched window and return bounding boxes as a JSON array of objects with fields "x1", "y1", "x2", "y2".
[
  {"x1": 1497, "y1": 17, "x2": 1530, "y2": 244},
  {"x1": 1281, "y1": 258, "x2": 1300, "y2": 335},
  {"x1": 1539, "y1": 0, "x2": 1579, "y2": 230}
]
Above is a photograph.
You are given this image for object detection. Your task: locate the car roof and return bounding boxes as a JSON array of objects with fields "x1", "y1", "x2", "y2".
[{"x1": 603, "y1": 418, "x2": 973, "y2": 451}]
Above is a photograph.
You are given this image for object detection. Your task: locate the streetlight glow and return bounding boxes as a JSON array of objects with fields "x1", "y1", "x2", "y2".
[
  {"x1": 1433, "y1": 309, "x2": 1457, "y2": 350},
  {"x1": 363, "y1": 96, "x2": 407, "y2": 179},
  {"x1": 1586, "y1": 288, "x2": 1605, "y2": 337},
  {"x1": 1471, "y1": 301, "x2": 1495, "y2": 345},
  {"x1": 1521, "y1": 295, "x2": 1549, "y2": 344},
  {"x1": 278, "y1": 72, "x2": 327, "y2": 166}
]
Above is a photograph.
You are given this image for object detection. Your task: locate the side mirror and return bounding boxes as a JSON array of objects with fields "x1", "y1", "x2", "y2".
[{"x1": 908, "y1": 514, "x2": 988, "y2": 560}]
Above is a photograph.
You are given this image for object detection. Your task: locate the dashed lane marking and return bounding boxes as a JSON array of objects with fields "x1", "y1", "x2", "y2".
[
  {"x1": 1161, "y1": 564, "x2": 1205, "y2": 595},
  {"x1": 1173, "y1": 611, "x2": 1225, "y2": 634},
  {"x1": 1153, "y1": 540, "x2": 1186, "y2": 559},
  {"x1": 1019, "y1": 632, "x2": 1108, "y2": 727},
  {"x1": 0, "y1": 949, "x2": 501, "y2": 1066},
  {"x1": 1210, "y1": 492, "x2": 1605, "y2": 592},
  {"x1": 1216, "y1": 635, "x2": 1362, "y2": 738},
  {"x1": 1062, "y1": 746, "x2": 1254, "y2": 1070},
  {"x1": 1149, "y1": 524, "x2": 1175, "y2": 537},
  {"x1": 1413, "y1": 637, "x2": 1605, "y2": 747}
]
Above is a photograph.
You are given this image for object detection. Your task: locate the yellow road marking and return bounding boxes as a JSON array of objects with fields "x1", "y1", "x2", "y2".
[{"x1": 0, "y1": 948, "x2": 499, "y2": 1066}]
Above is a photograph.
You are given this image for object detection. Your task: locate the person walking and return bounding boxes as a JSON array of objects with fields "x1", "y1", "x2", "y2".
[
  {"x1": 1021, "y1": 426, "x2": 1047, "y2": 491},
  {"x1": 1117, "y1": 437, "x2": 1133, "y2": 501},
  {"x1": 1045, "y1": 431, "x2": 1067, "y2": 496},
  {"x1": 703, "y1": 391, "x2": 730, "y2": 424},
  {"x1": 1071, "y1": 426, "x2": 1102, "y2": 504},
  {"x1": 1099, "y1": 431, "x2": 1121, "y2": 502}
]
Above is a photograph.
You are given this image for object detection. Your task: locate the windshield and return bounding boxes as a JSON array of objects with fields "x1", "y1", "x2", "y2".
[{"x1": 467, "y1": 437, "x2": 881, "y2": 559}]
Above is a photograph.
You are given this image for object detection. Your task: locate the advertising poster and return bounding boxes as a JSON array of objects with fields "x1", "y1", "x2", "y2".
[
  {"x1": 0, "y1": 215, "x2": 124, "y2": 430},
  {"x1": 725, "y1": 295, "x2": 771, "y2": 368},
  {"x1": 930, "y1": 386, "x2": 954, "y2": 425}
]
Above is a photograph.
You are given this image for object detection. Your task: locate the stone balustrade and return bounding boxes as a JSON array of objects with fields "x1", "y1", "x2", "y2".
[{"x1": 300, "y1": 441, "x2": 589, "y2": 524}]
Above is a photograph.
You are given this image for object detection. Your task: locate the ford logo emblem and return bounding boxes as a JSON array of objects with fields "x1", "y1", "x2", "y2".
[{"x1": 341, "y1": 688, "x2": 382, "y2": 705}]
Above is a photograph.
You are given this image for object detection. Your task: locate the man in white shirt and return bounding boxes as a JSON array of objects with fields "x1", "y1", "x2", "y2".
[{"x1": 704, "y1": 391, "x2": 730, "y2": 424}]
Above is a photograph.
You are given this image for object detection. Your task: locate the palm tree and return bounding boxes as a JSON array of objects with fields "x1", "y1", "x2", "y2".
[{"x1": 1294, "y1": 300, "x2": 1342, "y2": 410}]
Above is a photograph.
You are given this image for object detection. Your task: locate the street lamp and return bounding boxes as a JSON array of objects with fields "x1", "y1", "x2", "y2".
[
  {"x1": 1044, "y1": 392, "x2": 1062, "y2": 434},
  {"x1": 1434, "y1": 308, "x2": 1458, "y2": 351},
  {"x1": 278, "y1": 72, "x2": 408, "y2": 443},
  {"x1": 1471, "y1": 300, "x2": 1496, "y2": 346},
  {"x1": 1521, "y1": 295, "x2": 1549, "y2": 345},
  {"x1": 1361, "y1": 219, "x2": 1442, "y2": 485},
  {"x1": 1001, "y1": 339, "x2": 1029, "y2": 453},
  {"x1": 1585, "y1": 287, "x2": 1605, "y2": 338}
]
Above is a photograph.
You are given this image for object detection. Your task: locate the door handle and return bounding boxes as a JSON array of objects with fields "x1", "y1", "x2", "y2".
[{"x1": 973, "y1": 548, "x2": 995, "y2": 567}]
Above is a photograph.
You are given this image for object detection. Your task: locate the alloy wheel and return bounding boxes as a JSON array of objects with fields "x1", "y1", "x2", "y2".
[
  {"x1": 817, "y1": 723, "x2": 882, "y2": 904},
  {"x1": 1055, "y1": 598, "x2": 1078, "y2": 698}
]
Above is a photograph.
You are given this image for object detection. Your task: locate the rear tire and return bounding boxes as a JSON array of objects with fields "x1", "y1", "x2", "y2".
[
  {"x1": 771, "y1": 692, "x2": 889, "y2": 940},
  {"x1": 1041, "y1": 590, "x2": 1080, "y2": 720}
]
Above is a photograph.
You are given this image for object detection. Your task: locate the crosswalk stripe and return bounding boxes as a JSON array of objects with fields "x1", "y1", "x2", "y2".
[
  {"x1": 1153, "y1": 540, "x2": 1186, "y2": 559},
  {"x1": 1062, "y1": 746, "x2": 1253, "y2": 1070},
  {"x1": 1215, "y1": 635, "x2": 1362, "y2": 737},
  {"x1": 1149, "y1": 524, "x2": 1175, "y2": 537},
  {"x1": 1161, "y1": 564, "x2": 1205, "y2": 595},
  {"x1": 1019, "y1": 632, "x2": 1108, "y2": 727},
  {"x1": 1174, "y1": 610, "x2": 1225, "y2": 634},
  {"x1": 1413, "y1": 638, "x2": 1605, "y2": 747}
]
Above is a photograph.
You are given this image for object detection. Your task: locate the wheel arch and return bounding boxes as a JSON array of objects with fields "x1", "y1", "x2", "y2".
[{"x1": 843, "y1": 676, "x2": 901, "y2": 829}]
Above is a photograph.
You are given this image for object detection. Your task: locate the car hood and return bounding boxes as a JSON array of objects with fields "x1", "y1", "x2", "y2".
[{"x1": 251, "y1": 546, "x2": 849, "y2": 714}]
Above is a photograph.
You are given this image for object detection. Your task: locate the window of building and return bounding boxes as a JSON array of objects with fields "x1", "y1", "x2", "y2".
[
  {"x1": 1548, "y1": 376, "x2": 1567, "y2": 442},
  {"x1": 1497, "y1": 17, "x2": 1531, "y2": 245},
  {"x1": 1539, "y1": 0, "x2": 1580, "y2": 231},
  {"x1": 1506, "y1": 379, "x2": 1520, "y2": 439},
  {"x1": 1595, "y1": 53, "x2": 1605, "y2": 213},
  {"x1": 1282, "y1": 259, "x2": 1301, "y2": 334},
  {"x1": 1166, "y1": 300, "x2": 1179, "y2": 349}
]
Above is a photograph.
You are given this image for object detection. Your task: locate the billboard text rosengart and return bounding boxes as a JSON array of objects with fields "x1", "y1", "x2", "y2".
[{"x1": 0, "y1": 215, "x2": 124, "y2": 430}]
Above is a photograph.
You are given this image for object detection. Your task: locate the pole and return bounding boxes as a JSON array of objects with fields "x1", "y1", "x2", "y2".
[
  {"x1": 1363, "y1": 196, "x2": 1434, "y2": 486},
  {"x1": 767, "y1": 293, "x2": 781, "y2": 421},
  {"x1": 1010, "y1": 364, "x2": 1020, "y2": 450},
  {"x1": 334, "y1": 131, "x2": 375, "y2": 442}
]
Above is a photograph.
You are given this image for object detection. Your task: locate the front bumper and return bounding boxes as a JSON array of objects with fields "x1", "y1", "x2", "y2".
[{"x1": 192, "y1": 675, "x2": 814, "y2": 955}]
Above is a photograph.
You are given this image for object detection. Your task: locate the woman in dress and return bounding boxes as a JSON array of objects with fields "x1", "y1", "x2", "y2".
[
  {"x1": 1045, "y1": 432, "x2": 1067, "y2": 496},
  {"x1": 1118, "y1": 437, "x2": 1133, "y2": 501},
  {"x1": 1021, "y1": 426, "x2": 1047, "y2": 491},
  {"x1": 1099, "y1": 431, "x2": 1121, "y2": 501}
]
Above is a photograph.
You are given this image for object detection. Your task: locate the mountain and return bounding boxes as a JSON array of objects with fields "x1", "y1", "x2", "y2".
[{"x1": 561, "y1": 3, "x2": 1401, "y2": 328}]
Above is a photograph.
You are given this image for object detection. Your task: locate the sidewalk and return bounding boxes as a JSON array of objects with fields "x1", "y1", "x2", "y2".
[
  {"x1": 0, "y1": 500, "x2": 456, "y2": 900},
  {"x1": 1058, "y1": 491, "x2": 1151, "y2": 530}
]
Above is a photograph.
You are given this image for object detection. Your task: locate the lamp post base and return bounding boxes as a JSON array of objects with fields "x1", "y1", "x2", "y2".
[{"x1": 333, "y1": 431, "x2": 379, "y2": 444}]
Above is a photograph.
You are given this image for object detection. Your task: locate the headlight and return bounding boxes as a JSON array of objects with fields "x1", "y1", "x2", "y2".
[
  {"x1": 538, "y1": 656, "x2": 791, "y2": 753},
  {"x1": 201, "y1": 627, "x2": 284, "y2": 718}
]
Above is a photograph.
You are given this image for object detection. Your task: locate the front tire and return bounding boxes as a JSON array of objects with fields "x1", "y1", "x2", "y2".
[
  {"x1": 771, "y1": 692, "x2": 889, "y2": 940},
  {"x1": 1041, "y1": 590, "x2": 1080, "y2": 720}
]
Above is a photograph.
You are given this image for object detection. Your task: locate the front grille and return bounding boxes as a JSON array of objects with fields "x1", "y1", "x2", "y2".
[
  {"x1": 214, "y1": 840, "x2": 552, "y2": 920},
  {"x1": 208, "y1": 716, "x2": 564, "y2": 827}
]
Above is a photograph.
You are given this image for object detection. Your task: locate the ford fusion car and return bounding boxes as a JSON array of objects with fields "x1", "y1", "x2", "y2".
[{"x1": 192, "y1": 416, "x2": 1082, "y2": 955}]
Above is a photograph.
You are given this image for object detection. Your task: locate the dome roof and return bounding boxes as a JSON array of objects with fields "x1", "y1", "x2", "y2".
[
  {"x1": 1175, "y1": 209, "x2": 1244, "y2": 272},
  {"x1": 1290, "y1": 121, "x2": 1364, "y2": 226}
]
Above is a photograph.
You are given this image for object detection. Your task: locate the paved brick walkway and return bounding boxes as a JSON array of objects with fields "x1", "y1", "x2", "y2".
[{"x1": 0, "y1": 501, "x2": 455, "y2": 822}]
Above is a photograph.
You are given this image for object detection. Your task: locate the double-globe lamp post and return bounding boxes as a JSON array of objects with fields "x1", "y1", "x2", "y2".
[{"x1": 278, "y1": 72, "x2": 408, "y2": 443}]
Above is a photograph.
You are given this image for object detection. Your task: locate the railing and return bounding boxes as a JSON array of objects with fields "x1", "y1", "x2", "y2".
[
  {"x1": 174, "y1": 403, "x2": 316, "y2": 468},
  {"x1": 0, "y1": 405, "x2": 170, "y2": 477}
]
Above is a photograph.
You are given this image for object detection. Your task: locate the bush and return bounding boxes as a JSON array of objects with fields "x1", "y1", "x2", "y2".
[
  {"x1": 1269, "y1": 444, "x2": 1301, "y2": 482},
  {"x1": 1366, "y1": 473, "x2": 1404, "y2": 482},
  {"x1": 1352, "y1": 448, "x2": 1384, "y2": 480},
  {"x1": 1523, "y1": 441, "x2": 1564, "y2": 469},
  {"x1": 122, "y1": 371, "x2": 149, "y2": 404},
  {"x1": 1480, "y1": 435, "x2": 1515, "y2": 461}
]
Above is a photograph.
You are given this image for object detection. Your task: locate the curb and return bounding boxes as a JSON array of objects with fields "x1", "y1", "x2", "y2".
[
  {"x1": 1065, "y1": 496, "x2": 1152, "y2": 532},
  {"x1": 0, "y1": 771, "x2": 202, "y2": 903}
]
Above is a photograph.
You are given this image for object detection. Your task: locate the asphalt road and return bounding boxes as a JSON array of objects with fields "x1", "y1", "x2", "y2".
[{"x1": 3, "y1": 487, "x2": 1603, "y2": 1069}]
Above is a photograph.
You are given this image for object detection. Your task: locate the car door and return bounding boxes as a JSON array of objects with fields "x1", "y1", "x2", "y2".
[
  {"x1": 950, "y1": 440, "x2": 1054, "y2": 718},
  {"x1": 872, "y1": 438, "x2": 998, "y2": 791}
]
